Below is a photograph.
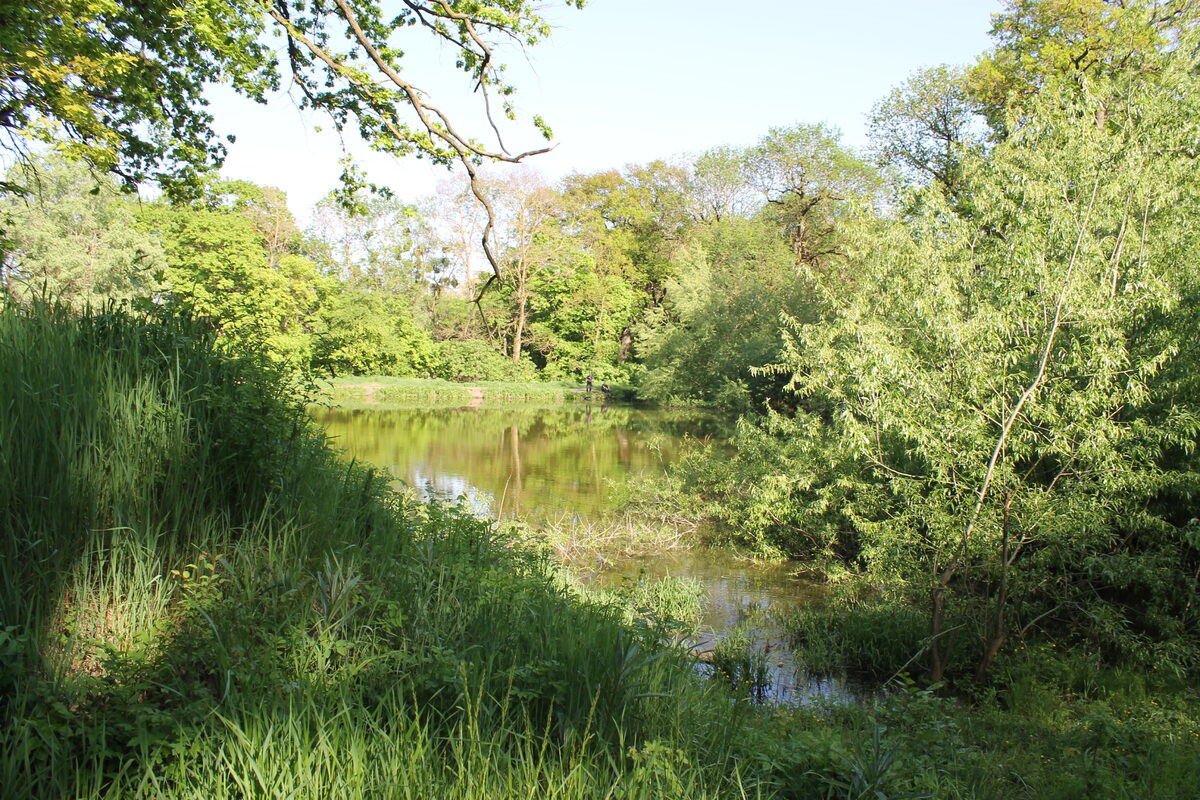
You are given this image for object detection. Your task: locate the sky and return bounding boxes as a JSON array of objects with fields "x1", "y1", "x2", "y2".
[{"x1": 210, "y1": 0, "x2": 1002, "y2": 224}]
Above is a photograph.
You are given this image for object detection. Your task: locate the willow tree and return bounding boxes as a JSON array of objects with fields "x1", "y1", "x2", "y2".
[{"x1": 773, "y1": 6, "x2": 1200, "y2": 682}]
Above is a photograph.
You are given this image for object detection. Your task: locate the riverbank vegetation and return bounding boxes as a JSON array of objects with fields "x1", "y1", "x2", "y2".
[
  {"x1": 6, "y1": 301, "x2": 1197, "y2": 799},
  {"x1": 0, "y1": 302, "x2": 760, "y2": 798},
  {"x1": 5, "y1": 0, "x2": 1200, "y2": 795}
]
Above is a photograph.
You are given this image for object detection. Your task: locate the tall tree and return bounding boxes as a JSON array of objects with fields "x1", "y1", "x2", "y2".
[
  {"x1": 868, "y1": 65, "x2": 984, "y2": 202},
  {"x1": 483, "y1": 169, "x2": 562, "y2": 362},
  {"x1": 743, "y1": 124, "x2": 882, "y2": 267},
  {"x1": 139, "y1": 202, "x2": 329, "y2": 364},
  {"x1": 768, "y1": 11, "x2": 1200, "y2": 681},
  {"x1": 969, "y1": 0, "x2": 1198, "y2": 135},
  {"x1": 0, "y1": 156, "x2": 163, "y2": 305}
]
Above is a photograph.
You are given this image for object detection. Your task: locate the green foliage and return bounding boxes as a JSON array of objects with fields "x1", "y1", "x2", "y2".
[
  {"x1": 0, "y1": 0, "x2": 274, "y2": 196},
  {"x1": 0, "y1": 0, "x2": 578, "y2": 199},
  {"x1": 969, "y1": 0, "x2": 1191, "y2": 136},
  {"x1": 638, "y1": 218, "x2": 808, "y2": 410},
  {"x1": 681, "y1": 1, "x2": 1200, "y2": 685},
  {"x1": 139, "y1": 200, "x2": 332, "y2": 366},
  {"x1": 0, "y1": 301, "x2": 774, "y2": 799},
  {"x1": 867, "y1": 64, "x2": 983, "y2": 202},
  {"x1": 314, "y1": 288, "x2": 436, "y2": 376},
  {"x1": 1, "y1": 156, "x2": 164, "y2": 305},
  {"x1": 744, "y1": 123, "x2": 883, "y2": 267},
  {"x1": 432, "y1": 337, "x2": 540, "y2": 381}
]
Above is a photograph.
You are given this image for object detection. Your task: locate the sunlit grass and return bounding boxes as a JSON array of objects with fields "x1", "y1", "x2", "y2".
[
  {"x1": 0, "y1": 301, "x2": 760, "y2": 798},
  {"x1": 321, "y1": 375, "x2": 589, "y2": 406}
]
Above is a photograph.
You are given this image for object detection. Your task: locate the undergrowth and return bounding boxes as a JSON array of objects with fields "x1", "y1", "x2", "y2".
[{"x1": 2, "y1": 301, "x2": 1196, "y2": 799}]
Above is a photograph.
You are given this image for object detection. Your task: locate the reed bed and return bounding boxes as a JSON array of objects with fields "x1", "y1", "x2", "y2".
[{"x1": 528, "y1": 511, "x2": 701, "y2": 566}]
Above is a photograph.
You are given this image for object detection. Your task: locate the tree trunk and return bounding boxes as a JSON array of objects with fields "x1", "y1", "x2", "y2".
[
  {"x1": 618, "y1": 325, "x2": 633, "y2": 363},
  {"x1": 975, "y1": 493, "x2": 1014, "y2": 683},
  {"x1": 512, "y1": 291, "x2": 527, "y2": 361},
  {"x1": 930, "y1": 583, "x2": 947, "y2": 684}
]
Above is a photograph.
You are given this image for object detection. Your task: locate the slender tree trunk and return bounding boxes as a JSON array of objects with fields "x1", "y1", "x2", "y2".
[
  {"x1": 512, "y1": 289, "x2": 527, "y2": 361},
  {"x1": 930, "y1": 584, "x2": 947, "y2": 684},
  {"x1": 976, "y1": 492, "x2": 1013, "y2": 683}
]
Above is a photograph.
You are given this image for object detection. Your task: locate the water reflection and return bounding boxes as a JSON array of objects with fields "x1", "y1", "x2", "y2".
[
  {"x1": 311, "y1": 402, "x2": 856, "y2": 704},
  {"x1": 586, "y1": 550, "x2": 863, "y2": 705},
  {"x1": 312, "y1": 403, "x2": 730, "y2": 521}
]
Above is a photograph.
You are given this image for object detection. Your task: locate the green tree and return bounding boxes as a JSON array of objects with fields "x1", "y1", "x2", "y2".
[
  {"x1": 0, "y1": 155, "x2": 162, "y2": 305},
  {"x1": 313, "y1": 288, "x2": 435, "y2": 376},
  {"x1": 309, "y1": 190, "x2": 435, "y2": 296},
  {"x1": 743, "y1": 123, "x2": 882, "y2": 268},
  {"x1": 481, "y1": 169, "x2": 563, "y2": 363},
  {"x1": 1, "y1": 0, "x2": 582, "y2": 242},
  {"x1": 0, "y1": 0, "x2": 273, "y2": 195},
  {"x1": 140, "y1": 202, "x2": 330, "y2": 365},
  {"x1": 867, "y1": 65, "x2": 983, "y2": 202},
  {"x1": 969, "y1": 0, "x2": 1197, "y2": 135},
  {"x1": 637, "y1": 217, "x2": 804, "y2": 410},
  {"x1": 763, "y1": 15, "x2": 1200, "y2": 681},
  {"x1": 555, "y1": 162, "x2": 692, "y2": 366}
]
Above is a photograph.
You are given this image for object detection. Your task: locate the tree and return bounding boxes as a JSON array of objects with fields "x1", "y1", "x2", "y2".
[
  {"x1": 637, "y1": 217, "x2": 805, "y2": 410},
  {"x1": 0, "y1": 0, "x2": 274, "y2": 195},
  {"x1": 767, "y1": 15, "x2": 1200, "y2": 681},
  {"x1": 200, "y1": 179, "x2": 302, "y2": 269},
  {"x1": 867, "y1": 65, "x2": 983, "y2": 202},
  {"x1": 0, "y1": 155, "x2": 163, "y2": 305},
  {"x1": 139, "y1": 202, "x2": 330, "y2": 364},
  {"x1": 688, "y1": 146, "x2": 758, "y2": 223},
  {"x1": 313, "y1": 287, "x2": 435, "y2": 376},
  {"x1": 480, "y1": 169, "x2": 563, "y2": 363},
  {"x1": 969, "y1": 0, "x2": 1198, "y2": 135},
  {"x1": 554, "y1": 162, "x2": 693, "y2": 366},
  {"x1": 1, "y1": 0, "x2": 582, "y2": 268},
  {"x1": 743, "y1": 124, "x2": 882, "y2": 267},
  {"x1": 309, "y1": 191, "x2": 434, "y2": 294}
]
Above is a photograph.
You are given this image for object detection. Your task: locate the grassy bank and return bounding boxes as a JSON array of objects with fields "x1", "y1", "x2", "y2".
[
  {"x1": 0, "y1": 304, "x2": 765, "y2": 798},
  {"x1": 6, "y1": 303, "x2": 1197, "y2": 799},
  {"x1": 321, "y1": 376, "x2": 638, "y2": 407}
]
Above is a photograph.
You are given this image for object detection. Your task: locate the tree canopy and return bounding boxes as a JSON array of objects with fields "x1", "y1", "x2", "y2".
[{"x1": 1, "y1": 0, "x2": 582, "y2": 275}]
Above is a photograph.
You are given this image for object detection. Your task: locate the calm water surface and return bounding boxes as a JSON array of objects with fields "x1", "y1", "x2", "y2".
[
  {"x1": 312, "y1": 401, "x2": 858, "y2": 704},
  {"x1": 313, "y1": 402, "x2": 728, "y2": 520}
]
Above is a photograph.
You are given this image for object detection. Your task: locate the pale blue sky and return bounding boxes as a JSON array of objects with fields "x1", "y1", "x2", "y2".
[{"x1": 211, "y1": 0, "x2": 1001, "y2": 222}]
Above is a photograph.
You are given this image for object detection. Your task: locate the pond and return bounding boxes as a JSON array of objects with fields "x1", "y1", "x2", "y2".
[
  {"x1": 312, "y1": 401, "x2": 729, "y2": 521},
  {"x1": 312, "y1": 400, "x2": 859, "y2": 704}
]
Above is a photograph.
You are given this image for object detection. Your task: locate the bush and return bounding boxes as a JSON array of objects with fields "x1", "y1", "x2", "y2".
[{"x1": 431, "y1": 338, "x2": 539, "y2": 382}]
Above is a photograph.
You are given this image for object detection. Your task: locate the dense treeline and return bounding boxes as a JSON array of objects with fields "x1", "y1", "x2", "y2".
[{"x1": 0, "y1": 122, "x2": 880, "y2": 406}]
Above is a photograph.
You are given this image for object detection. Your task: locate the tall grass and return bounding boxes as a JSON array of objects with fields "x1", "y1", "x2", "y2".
[
  {"x1": 0, "y1": 302, "x2": 766, "y2": 798},
  {"x1": 6, "y1": 302, "x2": 1195, "y2": 799}
]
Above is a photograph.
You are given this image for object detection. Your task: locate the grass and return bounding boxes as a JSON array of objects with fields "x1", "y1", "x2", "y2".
[
  {"x1": 519, "y1": 511, "x2": 701, "y2": 565},
  {"x1": 3, "y1": 301, "x2": 1197, "y2": 799},
  {"x1": 320, "y1": 375, "x2": 633, "y2": 406},
  {"x1": 0, "y1": 302, "x2": 764, "y2": 798}
]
